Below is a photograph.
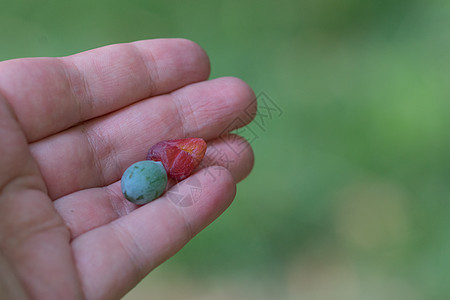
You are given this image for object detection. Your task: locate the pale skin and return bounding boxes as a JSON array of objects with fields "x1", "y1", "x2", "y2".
[{"x1": 0, "y1": 39, "x2": 256, "y2": 300}]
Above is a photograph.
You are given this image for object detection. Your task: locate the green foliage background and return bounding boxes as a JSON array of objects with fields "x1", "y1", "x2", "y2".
[{"x1": 2, "y1": 0, "x2": 450, "y2": 299}]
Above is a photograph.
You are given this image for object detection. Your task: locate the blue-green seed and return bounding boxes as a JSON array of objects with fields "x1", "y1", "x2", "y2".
[{"x1": 121, "y1": 160, "x2": 168, "y2": 205}]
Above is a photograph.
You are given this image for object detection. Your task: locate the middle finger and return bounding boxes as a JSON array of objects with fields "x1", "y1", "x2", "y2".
[{"x1": 31, "y1": 77, "x2": 256, "y2": 199}]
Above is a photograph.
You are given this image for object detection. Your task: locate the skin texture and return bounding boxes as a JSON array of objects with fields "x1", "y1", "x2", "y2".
[{"x1": 0, "y1": 39, "x2": 256, "y2": 300}]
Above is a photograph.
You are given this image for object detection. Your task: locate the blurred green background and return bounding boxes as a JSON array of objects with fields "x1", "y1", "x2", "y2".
[{"x1": 2, "y1": 0, "x2": 450, "y2": 299}]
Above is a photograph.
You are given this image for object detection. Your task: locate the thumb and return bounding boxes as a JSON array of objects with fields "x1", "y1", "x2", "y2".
[{"x1": 0, "y1": 96, "x2": 81, "y2": 299}]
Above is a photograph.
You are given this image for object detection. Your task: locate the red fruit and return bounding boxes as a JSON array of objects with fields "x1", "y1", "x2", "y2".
[{"x1": 147, "y1": 138, "x2": 207, "y2": 181}]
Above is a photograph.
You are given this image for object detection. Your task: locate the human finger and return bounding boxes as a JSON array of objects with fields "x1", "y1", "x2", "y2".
[
  {"x1": 0, "y1": 39, "x2": 210, "y2": 142},
  {"x1": 71, "y1": 166, "x2": 236, "y2": 300},
  {"x1": 54, "y1": 134, "x2": 254, "y2": 238},
  {"x1": 32, "y1": 77, "x2": 256, "y2": 199}
]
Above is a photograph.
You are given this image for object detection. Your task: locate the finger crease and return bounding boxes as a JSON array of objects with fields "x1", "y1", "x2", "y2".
[
  {"x1": 167, "y1": 200, "x2": 196, "y2": 241},
  {"x1": 57, "y1": 58, "x2": 94, "y2": 123},
  {"x1": 169, "y1": 94, "x2": 199, "y2": 138},
  {"x1": 110, "y1": 222, "x2": 148, "y2": 279},
  {"x1": 81, "y1": 124, "x2": 108, "y2": 187},
  {"x1": 130, "y1": 43, "x2": 159, "y2": 98}
]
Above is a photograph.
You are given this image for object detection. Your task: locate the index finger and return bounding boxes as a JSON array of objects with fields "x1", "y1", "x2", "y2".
[{"x1": 0, "y1": 39, "x2": 210, "y2": 142}]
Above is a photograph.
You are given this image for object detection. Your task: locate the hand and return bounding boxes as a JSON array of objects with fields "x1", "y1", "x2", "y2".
[{"x1": 0, "y1": 39, "x2": 255, "y2": 300}]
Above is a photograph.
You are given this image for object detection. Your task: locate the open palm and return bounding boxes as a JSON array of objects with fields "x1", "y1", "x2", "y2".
[{"x1": 0, "y1": 39, "x2": 255, "y2": 300}]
